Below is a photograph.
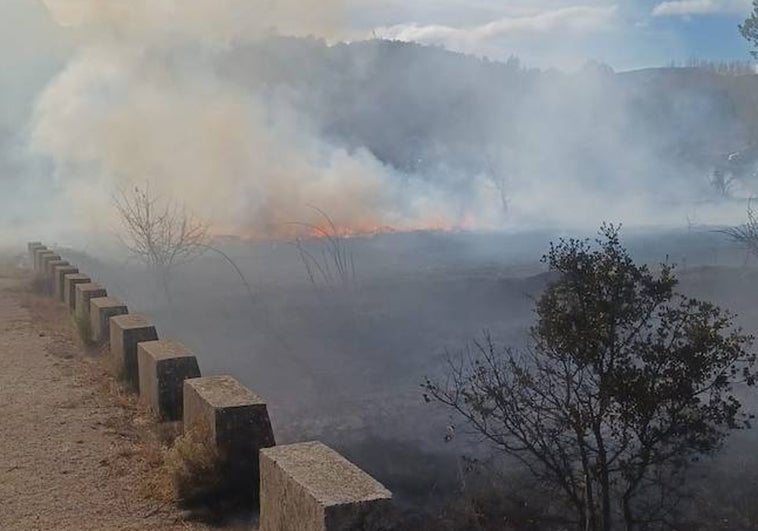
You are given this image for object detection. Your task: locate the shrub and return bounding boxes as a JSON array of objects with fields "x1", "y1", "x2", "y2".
[{"x1": 164, "y1": 420, "x2": 225, "y2": 508}]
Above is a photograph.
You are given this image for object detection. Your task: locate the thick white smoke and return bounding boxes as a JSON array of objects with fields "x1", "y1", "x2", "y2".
[
  {"x1": 33, "y1": 0, "x2": 499, "y2": 238},
  {"x1": 42, "y1": 0, "x2": 345, "y2": 44},
  {"x1": 30, "y1": 0, "x2": 746, "y2": 242}
]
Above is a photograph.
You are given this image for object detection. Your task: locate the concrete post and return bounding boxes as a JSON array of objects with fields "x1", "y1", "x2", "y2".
[
  {"x1": 74, "y1": 283, "x2": 107, "y2": 319},
  {"x1": 34, "y1": 249, "x2": 54, "y2": 274},
  {"x1": 183, "y1": 376, "x2": 275, "y2": 498},
  {"x1": 53, "y1": 266, "x2": 79, "y2": 302},
  {"x1": 63, "y1": 274, "x2": 91, "y2": 312},
  {"x1": 109, "y1": 314, "x2": 158, "y2": 390},
  {"x1": 45, "y1": 259, "x2": 67, "y2": 278},
  {"x1": 40, "y1": 254, "x2": 62, "y2": 278},
  {"x1": 138, "y1": 340, "x2": 200, "y2": 420},
  {"x1": 89, "y1": 297, "x2": 128, "y2": 343},
  {"x1": 44, "y1": 259, "x2": 68, "y2": 294},
  {"x1": 259, "y1": 442, "x2": 393, "y2": 531},
  {"x1": 28, "y1": 243, "x2": 44, "y2": 267}
]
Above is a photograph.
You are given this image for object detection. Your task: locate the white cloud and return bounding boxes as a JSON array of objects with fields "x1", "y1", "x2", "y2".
[
  {"x1": 374, "y1": 5, "x2": 618, "y2": 50},
  {"x1": 652, "y1": 0, "x2": 751, "y2": 17},
  {"x1": 373, "y1": 4, "x2": 620, "y2": 68}
]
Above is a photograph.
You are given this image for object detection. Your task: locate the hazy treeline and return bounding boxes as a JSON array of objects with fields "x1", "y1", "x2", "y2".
[
  {"x1": 671, "y1": 58, "x2": 756, "y2": 76},
  {"x1": 223, "y1": 37, "x2": 757, "y2": 186}
]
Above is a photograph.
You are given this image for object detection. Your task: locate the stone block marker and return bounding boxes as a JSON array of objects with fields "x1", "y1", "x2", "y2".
[
  {"x1": 90, "y1": 297, "x2": 128, "y2": 343},
  {"x1": 30, "y1": 245, "x2": 47, "y2": 271},
  {"x1": 183, "y1": 376, "x2": 275, "y2": 494},
  {"x1": 45, "y1": 258, "x2": 67, "y2": 278},
  {"x1": 74, "y1": 283, "x2": 107, "y2": 319},
  {"x1": 259, "y1": 441, "x2": 393, "y2": 531},
  {"x1": 64, "y1": 274, "x2": 91, "y2": 311},
  {"x1": 44, "y1": 259, "x2": 68, "y2": 293},
  {"x1": 28, "y1": 242, "x2": 44, "y2": 267},
  {"x1": 40, "y1": 254, "x2": 62, "y2": 278},
  {"x1": 34, "y1": 249, "x2": 54, "y2": 274},
  {"x1": 54, "y1": 266, "x2": 79, "y2": 302},
  {"x1": 110, "y1": 314, "x2": 158, "y2": 390},
  {"x1": 138, "y1": 340, "x2": 200, "y2": 420}
]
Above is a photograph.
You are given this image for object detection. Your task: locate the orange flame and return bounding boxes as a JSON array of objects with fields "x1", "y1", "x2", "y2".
[{"x1": 213, "y1": 212, "x2": 486, "y2": 242}]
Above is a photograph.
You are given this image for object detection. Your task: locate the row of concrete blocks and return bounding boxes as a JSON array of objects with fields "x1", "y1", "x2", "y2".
[{"x1": 27, "y1": 242, "x2": 392, "y2": 531}]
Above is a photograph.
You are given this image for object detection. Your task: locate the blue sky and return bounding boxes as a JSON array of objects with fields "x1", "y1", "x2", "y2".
[{"x1": 358, "y1": 0, "x2": 756, "y2": 70}]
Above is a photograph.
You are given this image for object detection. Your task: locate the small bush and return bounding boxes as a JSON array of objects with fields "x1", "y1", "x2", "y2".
[{"x1": 164, "y1": 420, "x2": 225, "y2": 508}]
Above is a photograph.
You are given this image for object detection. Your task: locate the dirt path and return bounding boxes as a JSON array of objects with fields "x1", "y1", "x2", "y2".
[{"x1": 0, "y1": 272, "x2": 205, "y2": 530}]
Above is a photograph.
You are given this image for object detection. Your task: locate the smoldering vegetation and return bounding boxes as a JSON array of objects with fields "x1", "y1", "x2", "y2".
[{"x1": 59, "y1": 227, "x2": 758, "y2": 522}]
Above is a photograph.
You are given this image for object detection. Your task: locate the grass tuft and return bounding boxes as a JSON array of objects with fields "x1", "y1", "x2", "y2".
[{"x1": 163, "y1": 420, "x2": 226, "y2": 508}]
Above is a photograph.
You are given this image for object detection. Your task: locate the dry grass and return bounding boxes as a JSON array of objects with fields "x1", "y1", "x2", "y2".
[
  {"x1": 161, "y1": 420, "x2": 225, "y2": 507},
  {"x1": 16, "y1": 289, "x2": 84, "y2": 360},
  {"x1": 14, "y1": 278, "x2": 188, "y2": 509},
  {"x1": 0, "y1": 264, "x2": 218, "y2": 528}
]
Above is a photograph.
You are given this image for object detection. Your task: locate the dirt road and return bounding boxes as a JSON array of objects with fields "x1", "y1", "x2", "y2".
[{"x1": 0, "y1": 273, "x2": 202, "y2": 530}]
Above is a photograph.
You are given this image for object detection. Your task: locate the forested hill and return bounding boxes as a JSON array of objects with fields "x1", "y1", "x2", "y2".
[{"x1": 217, "y1": 37, "x2": 758, "y2": 195}]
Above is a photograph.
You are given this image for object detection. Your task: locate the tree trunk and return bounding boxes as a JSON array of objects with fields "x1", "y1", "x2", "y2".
[
  {"x1": 593, "y1": 424, "x2": 612, "y2": 531},
  {"x1": 622, "y1": 492, "x2": 634, "y2": 531},
  {"x1": 576, "y1": 430, "x2": 598, "y2": 531}
]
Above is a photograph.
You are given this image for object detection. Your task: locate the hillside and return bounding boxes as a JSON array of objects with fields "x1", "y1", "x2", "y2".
[{"x1": 219, "y1": 38, "x2": 758, "y2": 197}]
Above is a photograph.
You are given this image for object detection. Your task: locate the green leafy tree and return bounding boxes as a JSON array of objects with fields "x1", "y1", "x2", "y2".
[
  {"x1": 740, "y1": 3, "x2": 758, "y2": 58},
  {"x1": 424, "y1": 226, "x2": 756, "y2": 530}
]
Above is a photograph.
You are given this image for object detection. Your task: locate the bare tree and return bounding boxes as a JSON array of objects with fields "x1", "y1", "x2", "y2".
[
  {"x1": 720, "y1": 197, "x2": 758, "y2": 261},
  {"x1": 485, "y1": 154, "x2": 509, "y2": 213},
  {"x1": 289, "y1": 207, "x2": 356, "y2": 292},
  {"x1": 113, "y1": 184, "x2": 209, "y2": 298},
  {"x1": 710, "y1": 168, "x2": 737, "y2": 198}
]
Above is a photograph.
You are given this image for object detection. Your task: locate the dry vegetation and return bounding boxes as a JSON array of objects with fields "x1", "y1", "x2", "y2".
[
  {"x1": 0, "y1": 266, "x2": 226, "y2": 527},
  {"x1": 162, "y1": 420, "x2": 225, "y2": 507},
  {"x1": 21, "y1": 272, "x2": 250, "y2": 525}
]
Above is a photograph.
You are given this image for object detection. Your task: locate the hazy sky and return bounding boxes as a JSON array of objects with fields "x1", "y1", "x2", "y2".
[
  {"x1": 362, "y1": 0, "x2": 755, "y2": 69},
  {"x1": 0, "y1": 0, "x2": 753, "y2": 142},
  {"x1": 0, "y1": 0, "x2": 72, "y2": 126},
  {"x1": 1, "y1": 1, "x2": 754, "y2": 71}
]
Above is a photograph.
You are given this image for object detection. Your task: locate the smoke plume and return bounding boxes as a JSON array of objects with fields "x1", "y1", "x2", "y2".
[
  {"x1": 29, "y1": 1, "x2": 754, "y2": 241},
  {"x1": 33, "y1": 0, "x2": 488, "y2": 238}
]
